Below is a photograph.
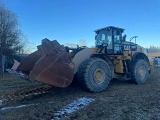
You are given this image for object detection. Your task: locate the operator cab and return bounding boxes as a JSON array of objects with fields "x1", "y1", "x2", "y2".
[{"x1": 95, "y1": 26, "x2": 125, "y2": 54}]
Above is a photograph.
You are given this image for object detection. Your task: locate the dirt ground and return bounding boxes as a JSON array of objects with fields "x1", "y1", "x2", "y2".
[{"x1": 0, "y1": 67, "x2": 160, "y2": 120}]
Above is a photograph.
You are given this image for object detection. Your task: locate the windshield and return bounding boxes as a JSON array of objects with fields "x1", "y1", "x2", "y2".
[{"x1": 95, "y1": 30, "x2": 112, "y2": 47}]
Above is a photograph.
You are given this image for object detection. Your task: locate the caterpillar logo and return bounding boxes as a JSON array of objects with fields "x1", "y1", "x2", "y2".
[{"x1": 124, "y1": 44, "x2": 131, "y2": 50}]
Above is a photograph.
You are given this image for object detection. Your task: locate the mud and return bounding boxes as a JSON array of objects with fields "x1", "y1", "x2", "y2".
[{"x1": 0, "y1": 67, "x2": 160, "y2": 120}]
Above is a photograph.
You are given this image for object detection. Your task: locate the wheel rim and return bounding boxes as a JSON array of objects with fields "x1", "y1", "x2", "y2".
[
  {"x1": 138, "y1": 64, "x2": 147, "y2": 79},
  {"x1": 93, "y1": 68, "x2": 105, "y2": 84}
]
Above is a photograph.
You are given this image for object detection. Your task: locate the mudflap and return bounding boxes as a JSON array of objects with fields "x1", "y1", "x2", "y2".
[{"x1": 17, "y1": 39, "x2": 74, "y2": 87}]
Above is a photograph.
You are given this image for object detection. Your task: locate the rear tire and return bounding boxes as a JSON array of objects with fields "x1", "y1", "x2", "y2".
[
  {"x1": 77, "y1": 58, "x2": 112, "y2": 92},
  {"x1": 131, "y1": 59, "x2": 149, "y2": 84}
]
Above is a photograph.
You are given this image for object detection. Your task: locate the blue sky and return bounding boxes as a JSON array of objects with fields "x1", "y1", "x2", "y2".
[{"x1": 3, "y1": 0, "x2": 160, "y2": 52}]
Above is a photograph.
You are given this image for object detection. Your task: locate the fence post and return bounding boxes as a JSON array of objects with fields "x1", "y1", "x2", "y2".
[
  {"x1": 0, "y1": 55, "x2": 2, "y2": 74},
  {"x1": 0, "y1": 54, "x2": 5, "y2": 74}
]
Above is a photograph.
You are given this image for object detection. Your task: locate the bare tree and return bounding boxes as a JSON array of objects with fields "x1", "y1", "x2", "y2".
[
  {"x1": 149, "y1": 45, "x2": 160, "y2": 50},
  {"x1": 0, "y1": 2, "x2": 25, "y2": 73},
  {"x1": 0, "y1": 3, "x2": 24, "y2": 56},
  {"x1": 65, "y1": 39, "x2": 88, "y2": 48},
  {"x1": 78, "y1": 39, "x2": 87, "y2": 47},
  {"x1": 65, "y1": 43, "x2": 77, "y2": 48}
]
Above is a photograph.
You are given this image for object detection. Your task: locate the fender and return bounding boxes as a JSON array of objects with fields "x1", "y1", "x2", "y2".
[
  {"x1": 131, "y1": 52, "x2": 149, "y2": 63},
  {"x1": 72, "y1": 48, "x2": 98, "y2": 73}
]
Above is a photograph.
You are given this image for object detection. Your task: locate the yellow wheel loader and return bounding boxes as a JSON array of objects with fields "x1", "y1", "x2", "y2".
[{"x1": 14, "y1": 26, "x2": 151, "y2": 92}]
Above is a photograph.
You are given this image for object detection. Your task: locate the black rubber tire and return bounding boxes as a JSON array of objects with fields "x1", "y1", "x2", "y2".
[
  {"x1": 77, "y1": 58, "x2": 112, "y2": 92},
  {"x1": 131, "y1": 59, "x2": 149, "y2": 84}
]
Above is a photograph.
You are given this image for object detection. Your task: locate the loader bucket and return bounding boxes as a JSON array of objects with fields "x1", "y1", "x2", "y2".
[
  {"x1": 17, "y1": 51, "x2": 41, "y2": 72},
  {"x1": 17, "y1": 39, "x2": 74, "y2": 87}
]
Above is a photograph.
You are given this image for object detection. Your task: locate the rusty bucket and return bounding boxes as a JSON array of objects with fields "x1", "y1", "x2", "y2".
[{"x1": 17, "y1": 39, "x2": 74, "y2": 87}]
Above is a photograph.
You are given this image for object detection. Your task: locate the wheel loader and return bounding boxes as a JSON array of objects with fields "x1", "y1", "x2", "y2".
[{"x1": 14, "y1": 26, "x2": 151, "y2": 92}]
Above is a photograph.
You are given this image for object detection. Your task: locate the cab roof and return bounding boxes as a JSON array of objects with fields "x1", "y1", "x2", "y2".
[{"x1": 94, "y1": 26, "x2": 125, "y2": 33}]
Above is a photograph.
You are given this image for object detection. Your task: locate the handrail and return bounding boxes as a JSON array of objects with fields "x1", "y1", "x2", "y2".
[{"x1": 130, "y1": 36, "x2": 138, "y2": 44}]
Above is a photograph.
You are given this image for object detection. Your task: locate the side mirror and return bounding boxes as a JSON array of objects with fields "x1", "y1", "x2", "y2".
[
  {"x1": 131, "y1": 45, "x2": 137, "y2": 51},
  {"x1": 122, "y1": 34, "x2": 127, "y2": 41}
]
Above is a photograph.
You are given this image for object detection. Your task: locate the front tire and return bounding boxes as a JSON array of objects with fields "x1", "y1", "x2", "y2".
[
  {"x1": 131, "y1": 59, "x2": 149, "y2": 84},
  {"x1": 77, "y1": 58, "x2": 112, "y2": 92}
]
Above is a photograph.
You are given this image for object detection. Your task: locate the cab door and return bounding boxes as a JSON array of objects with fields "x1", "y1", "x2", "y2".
[
  {"x1": 106, "y1": 29, "x2": 122, "y2": 54},
  {"x1": 113, "y1": 30, "x2": 122, "y2": 54}
]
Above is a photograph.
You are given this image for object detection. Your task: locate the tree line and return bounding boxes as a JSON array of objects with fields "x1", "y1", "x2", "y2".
[
  {"x1": 148, "y1": 45, "x2": 160, "y2": 50},
  {"x1": 0, "y1": 2, "x2": 25, "y2": 73},
  {"x1": 0, "y1": 2, "x2": 24, "y2": 58}
]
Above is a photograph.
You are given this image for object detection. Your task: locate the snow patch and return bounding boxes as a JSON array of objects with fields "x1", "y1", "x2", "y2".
[
  {"x1": 0, "y1": 100, "x2": 4, "y2": 105},
  {"x1": 0, "y1": 99, "x2": 7, "y2": 106},
  {"x1": 0, "y1": 104, "x2": 37, "y2": 111},
  {"x1": 52, "y1": 97, "x2": 95, "y2": 120},
  {"x1": 6, "y1": 69, "x2": 29, "y2": 80}
]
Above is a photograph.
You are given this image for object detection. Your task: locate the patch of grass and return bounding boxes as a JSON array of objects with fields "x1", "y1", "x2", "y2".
[{"x1": 0, "y1": 73, "x2": 43, "y2": 94}]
